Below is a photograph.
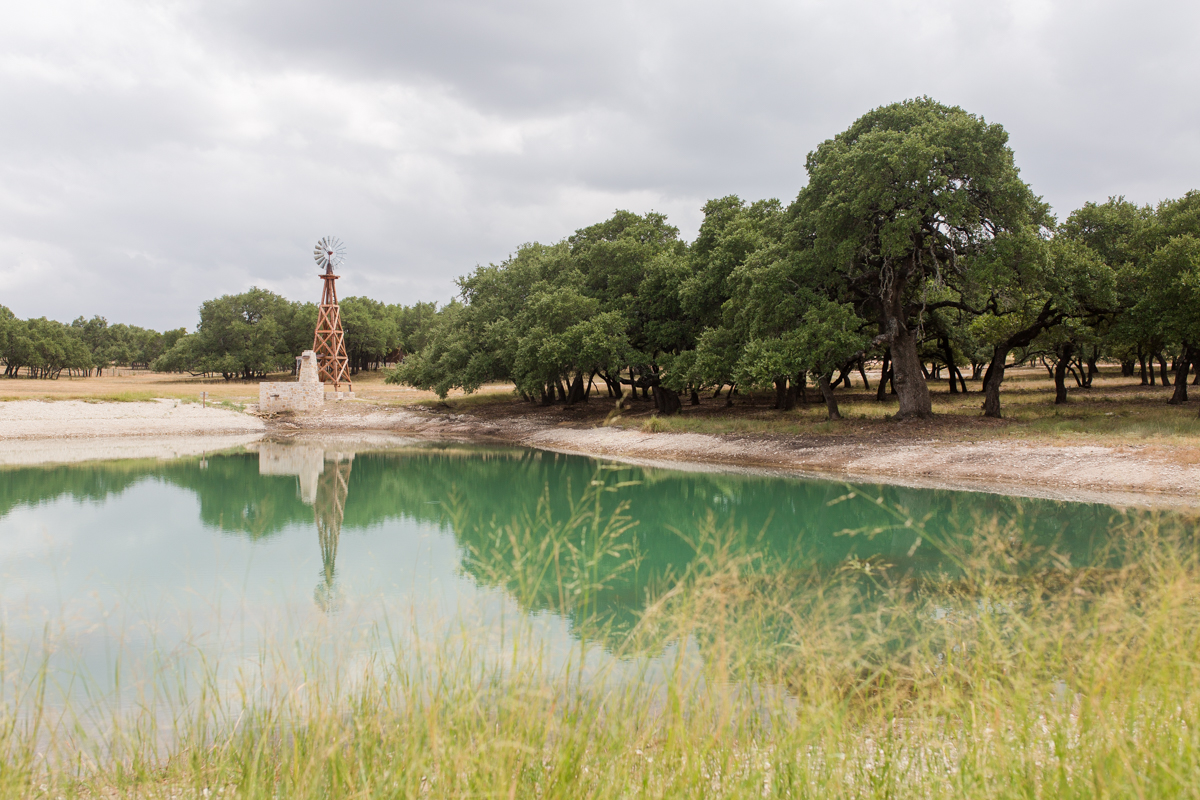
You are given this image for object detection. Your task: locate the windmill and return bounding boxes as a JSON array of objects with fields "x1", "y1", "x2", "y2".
[{"x1": 312, "y1": 236, "x2": 352, "y2": 391}]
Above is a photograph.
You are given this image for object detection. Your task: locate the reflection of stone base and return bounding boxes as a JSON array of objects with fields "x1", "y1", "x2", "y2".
[
  {"x1": 259, "y1": 443, "x2": 326, "y2": 503},
  {"x1": 257, "y1": 441, "x2": 355, "y2": 505}
]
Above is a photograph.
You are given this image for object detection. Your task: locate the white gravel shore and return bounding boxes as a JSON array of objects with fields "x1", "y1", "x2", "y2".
[{"x1": 0, "y1": 399, "x2": 265, "y2": 440}]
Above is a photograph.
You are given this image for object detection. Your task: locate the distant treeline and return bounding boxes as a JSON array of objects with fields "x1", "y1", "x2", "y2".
[
  {"x1": 0, "y1": 291, "x2": 435, "y2": 381},
  {"x1": 387, "y1": 98, "x2": 1200, "y2": 419},
  {"x1": 0, "y1": 308, "x2": 186, "y2": 378},
  {"x1": 149, "y1": 290, "x2": 435, "y2": 380}
]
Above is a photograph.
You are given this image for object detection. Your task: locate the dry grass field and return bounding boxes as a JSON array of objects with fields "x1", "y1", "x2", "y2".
[
  {"x1": 3, "y1": 364, "x2": 1198, "y2": 451},
  {"x1": 0, "y1": 367, "x2": 513, "y2": 406},
  {"x1": 424, "y1": 365, "x2": 1200, "y2": 451},
  {"x1": 636, "y1": 366, "x2": 1200, "y2": 443}
]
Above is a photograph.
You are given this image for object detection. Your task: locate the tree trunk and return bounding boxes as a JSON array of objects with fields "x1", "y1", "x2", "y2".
[
  {"x1": 566, "y1": 372, "x2": 586, "y2": 404},
  {"x1": 876, "y1": 349, "x2": 891, "y2": 402},
  {"x1": 1054, "y1": 343, "x2": 1074, "y2": 404},
  {"x1": 817, "y1": 374, "x2": 842, "y2": 420},
  {"x1": 1121, "y1": 359, "x2": 1135, "y2": 377},
  {"x1": 1158, "y1": 354, "x2": 1171, "y2": 386},
  {"x1": 1067, "y1": 360, "x2": 1083, "y2": 388},
  {"x1": 1169, "y1": 345, "x2": 1192, "y2": 404},
  {"x1": 774, "y1": 377, "x2": 796, "y2": 410},
  {"x1": 690, "y1": 389, "x2": 700, "y2": 406},
  {"x1": 981, "y1": 300, "x2": 1063, "y2": 418},
  {"x1": 982, "y1": 347, "x2": 1008, "y2": 418},
  {"x1": 788, "y1": 372, "x2": 804, "y2": 407},
  {"x1": 940, "y1": 335, "x2": 959, "y2": 395},
  {"x1": 856, "y1": 361, "x2": 871, "y2": 391},
  {"x1": 888, "y1": 326, "x2": 932, "y2": 418},
  {"x1": 952, "y1": 366, "x2": 967, "y2": 394},
  {"x1": 652, "y1": 385, "x2": 681, "y2": 415}
]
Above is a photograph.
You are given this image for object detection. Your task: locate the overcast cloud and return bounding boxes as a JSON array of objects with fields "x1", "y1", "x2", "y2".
[{"x1": 2, "y1": 0, "x2": 1197, "y2": 330}]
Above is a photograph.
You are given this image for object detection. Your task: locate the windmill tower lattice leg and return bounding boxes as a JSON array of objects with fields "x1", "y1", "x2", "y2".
[{"x1": 313, "y1": 273, "x2": 352, "y2": 391}]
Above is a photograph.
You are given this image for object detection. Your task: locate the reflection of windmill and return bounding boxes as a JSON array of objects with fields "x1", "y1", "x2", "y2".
[
  {"x1": 257, "y1": 442, "x2": 356, "y2": 612},
  {"x1": 313, "y1": 453, "x2": 354, "y2": 612}
]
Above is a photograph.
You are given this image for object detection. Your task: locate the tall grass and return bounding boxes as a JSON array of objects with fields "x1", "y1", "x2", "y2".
[{"x1": 3, "y1": 481, "x2": 1200, "y2": 798}]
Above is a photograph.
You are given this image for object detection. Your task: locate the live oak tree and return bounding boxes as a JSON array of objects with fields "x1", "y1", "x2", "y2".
[
  {"x1": 3, "y1": 317, "x2": 93, "y2": 378},
  {"x1": 796, "y1": 301, "x2": 872, "y2": 420},
  {"x1": 1153, "y1": 192, "x2": 1200, "y2": 402},
  {"x1": 1060, "y1": 197, "x2": 1158, "y2": 383},
  {"x1": 392, "y1": 211, "x2": 686, "y2": 411},
  {"x1": 1139, "y1": 235, "x2": 1200, "y2": 405},
  {"x1": 671, "y1": 197, "x2": 787, "y2": 403},
  {"x1": 568, "y1": 210, "x2": 688, "y2": 411},
  {"x1": 388, "y1": 300, "x2": 480, "y2": 398},
  {"x1": 796, "y1": 97, "x2": 1049, "y2": 418},
  {"x1": 340, "y1": 297, "x2": 397, "y2": 374},
  {"x1": 153, "y1": 288, "x2": 298, "y2": 380},
  {"x1": 971, "y1": 237, "x2": 1116, "y2": 416}
]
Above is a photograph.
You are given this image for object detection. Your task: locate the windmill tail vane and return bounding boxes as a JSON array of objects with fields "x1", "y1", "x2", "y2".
[{"x1": 312, "y1": 236, "x2": 351, "y2": 391}]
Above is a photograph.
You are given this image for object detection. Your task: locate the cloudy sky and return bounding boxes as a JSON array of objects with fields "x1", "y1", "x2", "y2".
[{"x1": 2, "y1": 0, "x2": 1197, "y2": 330}]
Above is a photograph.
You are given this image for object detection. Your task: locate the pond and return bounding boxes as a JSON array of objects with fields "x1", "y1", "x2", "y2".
[{"x1": 0, "y1": 437, "x2": 1145, "y2": 708}]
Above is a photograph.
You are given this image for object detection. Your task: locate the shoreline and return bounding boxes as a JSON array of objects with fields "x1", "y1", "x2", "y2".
[{"x1": 2, "y1": 398, "x2": 1198, "y2": 509}]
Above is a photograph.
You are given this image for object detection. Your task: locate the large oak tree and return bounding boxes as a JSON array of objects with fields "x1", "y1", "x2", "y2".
[{"x1": 795, "y1": 97, "x2": 1049, "y2": 418}]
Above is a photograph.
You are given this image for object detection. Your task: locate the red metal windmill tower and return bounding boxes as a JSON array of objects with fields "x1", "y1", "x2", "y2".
[{"x1": 312, "y1": 236, "x2": 352, "y2": 391}]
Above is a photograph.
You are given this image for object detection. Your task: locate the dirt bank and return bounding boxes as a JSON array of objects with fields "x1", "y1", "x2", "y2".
[{"x1": 262, "y1": 400, "x2": 1200, "y2": 509}]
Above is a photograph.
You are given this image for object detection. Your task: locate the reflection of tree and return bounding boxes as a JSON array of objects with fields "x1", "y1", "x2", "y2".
[
  {"x1": 313, "y1": 455, "x2": 353, "y2": 613},
  {"x1": 0, "y1": 460, "x2": 156, "y2": 519}
]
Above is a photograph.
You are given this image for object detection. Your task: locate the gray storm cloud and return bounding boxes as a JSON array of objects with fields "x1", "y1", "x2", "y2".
[{"x1": 1, "y1": 0, "x2": 1196, "y2": 329}]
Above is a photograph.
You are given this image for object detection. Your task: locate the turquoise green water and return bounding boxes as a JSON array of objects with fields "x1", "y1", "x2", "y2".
[{"x1": 0, "y1": 439, "x2": 1136, "y2": 699}]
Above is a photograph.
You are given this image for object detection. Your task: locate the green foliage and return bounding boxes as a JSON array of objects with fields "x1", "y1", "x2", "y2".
[
  {"x1": 150, "y1": 288, "x2": 292, "y2": 379},
  {"x1": 389, "y1": 211, "x2": 681, "y2": 401},
  {"x1": 799, "y1": 97, "x2": 1049, "y2": 306},
  {"x1": 1141, "y1": 235, "x2": 1200, "y2": 347},
  {"x1": 340, "y1": 296, "x2": 396, "y2": 374},
  {"x1": 1, "y1": 311, "x2": 94, "y2": 378}
]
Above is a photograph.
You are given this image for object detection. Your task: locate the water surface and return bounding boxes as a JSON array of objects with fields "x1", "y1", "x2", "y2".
[{"x1": 0, "y1": 438, "x2": 1136, "y2": 702}]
